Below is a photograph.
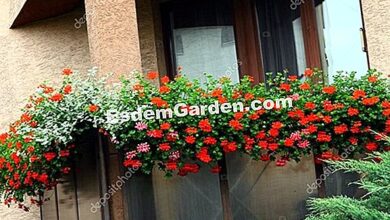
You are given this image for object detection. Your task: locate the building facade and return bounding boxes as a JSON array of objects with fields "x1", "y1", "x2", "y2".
[{"x1": 0, "y1": 0, "x2": 389, "y2": 219}]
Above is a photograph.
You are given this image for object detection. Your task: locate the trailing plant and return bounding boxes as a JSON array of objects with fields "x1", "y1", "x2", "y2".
[{"x1": 0, "y1": 67, "x2": 389, "y2": 210}]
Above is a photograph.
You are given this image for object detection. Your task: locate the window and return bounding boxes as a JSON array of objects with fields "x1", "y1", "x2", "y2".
[
  {"x1": 315, "y1": 0, "x2": 369, "y2": 83},
  {"x1": 162, "y1": 0, "x2": 240, "y2": 83},
  {"x1": 123, "y1": 1, "x2": 318, "y2": 219},
  {"x1": 255, "y1": 0, "x2": 307, "y2": 77},
  {"x1": 40, "y1": 130, "x2": 108, "y2": 220}
]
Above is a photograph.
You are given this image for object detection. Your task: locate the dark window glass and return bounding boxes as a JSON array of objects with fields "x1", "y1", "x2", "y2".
[
  {"x1": 256, "y1": 0, "x2": 307, "y2": 76},
  {"x1": 162, "y1": 0, "x2": 240, "y2": 83}
]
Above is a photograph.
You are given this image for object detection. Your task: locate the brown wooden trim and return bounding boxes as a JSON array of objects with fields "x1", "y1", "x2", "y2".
[
  {"x1": 233, "y1": 0, "x2": 264, "y2": 84},
  {"x1": 301, "y1": 1, "x2": 326, "y2": 197},
  {"x1": 97, "y1": 134, "x2": 111, "y2": 220},
  {"x1": 160, "y1": 2, "x2": 177, "y2": 80},
  {"x1": 359, "y1": 0, "x2": 371, "y2": 69},
  {"x1": 300, "y1": 0, "x2": 322, "y2": 69},
  {"x1": 220, "y1": 178, "x2": 233, "y2": 220},
  {"x1": 54, "y1": 186, "x2": 60, "y2": 220}
]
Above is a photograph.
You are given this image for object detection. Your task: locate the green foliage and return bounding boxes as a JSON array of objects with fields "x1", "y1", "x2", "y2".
[{"x1": 306, "y1": 150, "x2": 390, "y2": 220}]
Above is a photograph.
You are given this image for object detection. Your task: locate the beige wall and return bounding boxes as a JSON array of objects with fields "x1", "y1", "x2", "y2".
[
  {"x1": 85, "y1": 0, "x2": 142, "y2": 79},
  {"x1": 0, "y1": 0, "x2": 90, "y2": 218},
  {"x1": 361, "y1": 0, "x2": 390, "y2": 74}
]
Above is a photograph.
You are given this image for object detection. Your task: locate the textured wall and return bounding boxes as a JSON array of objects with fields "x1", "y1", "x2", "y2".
[
  {"x1": 0, "y1": 0, "x2": 90, "y2": 218},
  {"x1": 9, "y1": 0, "x2": 26, "y2": 25},
  {"x1": 85, "y1": 0, "x2": 142, "y2": 80},
  {"x1": 136, "y1": 0, "x2": 159, "y2": 73},
  {"x1": 361, "y1": 0, "x2": 390, "y2": 74}
]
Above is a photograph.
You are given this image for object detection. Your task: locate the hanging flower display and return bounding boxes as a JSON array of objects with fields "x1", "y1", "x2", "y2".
[{"x1": 0, "y1": 67, "x2": 389, "y2": 210}]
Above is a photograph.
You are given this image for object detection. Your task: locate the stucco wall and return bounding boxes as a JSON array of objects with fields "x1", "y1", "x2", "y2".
[
  {"x1": 9, "y1": 0, "x2": 26, "y2": 25},
  {"x1": 85, "y1": 0, "x2": 142, "y2": 79},
  {"x1": 0, "y1": 0, "x2": 90, "y2": 219},
  {"x1": 361, "y1": 0, "x2": 390, "y2": 74}
]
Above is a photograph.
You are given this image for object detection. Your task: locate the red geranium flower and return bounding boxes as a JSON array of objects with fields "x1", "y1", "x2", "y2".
[
  {"x1": 269, "y1": 128, "x2": 279, "y2": 138},
  {"x1": 221, "y1": 140, "x2": 237, "y2": 153},
  {"x1": 244, "y1": 93, "x2": 254, "y2": 101},
  {"x1": 27, "y1": 146, "x2": 34, "y2": 154},
  {"x1": 284, "y1": 138, "x2": 294, "y2": 147},
  {"x1": 63, "y1": 68, "x2": 73, "y2": 76},
  {"x1": 196, "y1": 147, "x2": 212, "y2": 163},
  {"x1": 381, "y1": 101, "x2": 390, "y2": 109},
  {"x1": 123, "y1": 159, "x2": 142, "y2": 168},
  {"x1": 299, "y1": 82, "x2": 310, "y2": 90},
  {"x1": 347, "y1": 107, "x2": 359, "y2": 116},
  {"x1": 334, "y1": 124, "x2": 348, "y2": 134},
  {"x1": 268, "y1": 143, "x2": 279, "y2": 151},
  {"x1": 305, "y1": 102, "x2": 316, "y2": 110},
  {"x1": 365, "y1": 142, "x2": 378, "y2": 151},
  {"x1": 258, "y1": 141, "x2": 268, "y2": 149},
  {"x1": 368, "y1": 76, "x2": 377, "y2": 83},
  {"x1": 352, "y1": 90, "x2": 366, "y2": 100},
  {"x1": 0, "y1": 133, "x2": 8, "y2": 144},
  {"x1": 185, "y1": 136, "x2": 196, "y2": 144},
  {"x1": 362, "y1": 96, "x2": 380, "y2": 106},
  {"x1": 30, "y1": 121, "x2": 37, "y2": 128},
  {"x1": 63, "y1": 85, "x2": 72, "y2": 94},
  {"x1": 304, "y1": 68, "x2": 314, "y2": 77},
  {"x1": 348, "y1": 137, "x2": 358, "y2": 145},
  {"x1": 151, "y1": 97, "x2": 168, "y2": 108},
  {"x1": 38, "y1": 173, "x2": 49, "y2": 184},
  {"x1": 185, "y1": 127, "x2": 198, "y2": 134},
  {"x1": 160, "y1": 122, "x2": 171, "y2": 130},
  {"x1": 166, "y1": 161, "x2": 177, "y2": 171},
  {"x1": 271, "y1": 121, "x2": 283, "y2": 129},
  {"x1": 147, "y1": 129, "x2": 164, "y2": 138},
  {"x1": 199, "y1": 119, "x2": 212, "y2": 133},
  {"x1": 305, "y1": 125, "x2": 318, "y2": 134},
  {"x1": 89, "y1": 104, "x2": 99, "y2": 113},
  {"x1": 43, "y1": 152, "x2": 56, "y2": 162},
  {"x1": 15, "y1": 142, "x2": 22, "y2": 150},
  {"x1": 249, "y1": 113, "x2": 259, "y2": 120},
  {"x1": 279, "y1": 83, "x2": 291, "y2": 92},
  {"x1": 147, "y1": 71, "x2": 159, "y2": 80},
  {"x1": 229, "y1": 119, "x2": 243, "y2": 131},
  {"x1": 20, "y1": 113, "x2": 32, "y2": 123},
  {"x1": 321, "y1": 151, "x2": 333, "y2": 160},
  {"x1": 159, "y1": 143, "x2": 171, "y2": 151},
  {"x1": 133, "y1": 84, "x2": 143, "y2": 91},
  {"x1": 161, "y1": 76, "x2": 170, "y2": 84},
  {"x1": 317, "y1": 132, "x2": 331, "y2": 142},
  {"x1": 159, "y1": 86, "x2": 170, "y2": 94},
  {"x1": 323, "y1": 101, "x2": 334, "y2": 112},
  {"x1": 256, "y1": 131, "x2": 266, "y2": 139},
  {"x1": 323, "y1": 86, "x2": 336, "y2": 95},
  {"x1": 10, "y1": 153, "x2": 20, "y2": 165},
  {"x1": 383, "y1": 109, "x2": 390, "y2": 117},
  {"x1": 234, "y1": 112, "x2": 244, "y2": 120},
  {"x1": 322, "y1": 115, "x2": 332, "y2": 124},
  {"x1": 203, "y1": 137, "x2": 217, "y2": 145},
  {"x1": 50, "y1": 93, "x2": 63, "y2": 102}
]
